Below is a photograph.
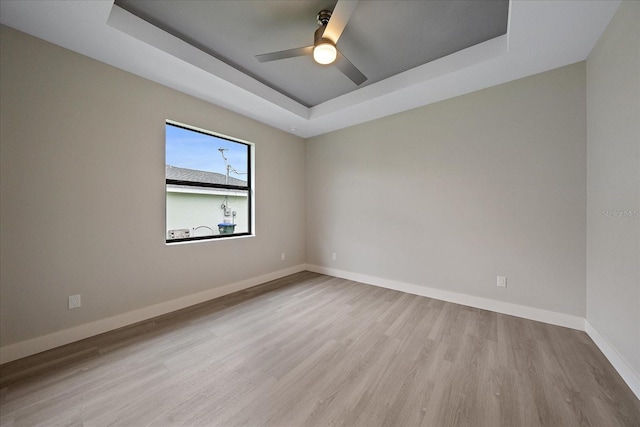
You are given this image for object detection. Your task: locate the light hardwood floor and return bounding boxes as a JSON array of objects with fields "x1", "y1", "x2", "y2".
[{"x1": 1, "y1": 272, "x2": 639, "y2": 426}]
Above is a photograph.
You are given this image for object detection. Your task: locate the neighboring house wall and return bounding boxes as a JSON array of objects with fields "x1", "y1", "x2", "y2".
[
  {"x1": 166, "y1": 192, "x2": 249, "y2": 236},
  {"x1": 165, "y1": 165, "x2": 250, "y2": 237},
  {"x1": 0, "y1": 25, "x2": 306, "y2": 355},
  {"x1": 586, "y1": 0, "x2": 640, "y2": 394},
  {"x1": 306, "y1": 62, "x2": 587, "y2": 318}
]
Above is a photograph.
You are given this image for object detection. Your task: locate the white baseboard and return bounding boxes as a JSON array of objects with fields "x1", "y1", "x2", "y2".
[
  {"x1": 5, "y1": 264, "x2": 638, "y2": 403},
  {"x1": 305, "y1": 264, "x2": 585, "y2": 331},
  {"x1": 306, "y1": 265, "x2": 640, "y2": 401},
  {"x1": 0, "y1": 264, "x2": 306, "y2": 365},
  {"x1": 585, "y1": 320, "x2": 640, "y2": 400}
]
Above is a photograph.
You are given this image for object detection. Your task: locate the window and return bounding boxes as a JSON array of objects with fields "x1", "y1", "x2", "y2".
[{"x1": 165, "y1": 121, "x2": 253, "y2": 242}]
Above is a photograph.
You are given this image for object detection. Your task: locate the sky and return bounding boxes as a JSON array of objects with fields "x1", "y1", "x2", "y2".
[{"x1": 165, "y1": 123, "x2": 248, "y2": 179}]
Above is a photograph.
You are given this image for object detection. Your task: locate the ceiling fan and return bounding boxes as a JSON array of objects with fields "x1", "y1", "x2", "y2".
[{"x1": 255, "y1": 0, "x2": 367, "y2": 86}]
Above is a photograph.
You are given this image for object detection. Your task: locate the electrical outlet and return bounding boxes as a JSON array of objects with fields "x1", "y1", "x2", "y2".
[
  {"x1": 332, "y1": 252, "x2": 337, "y2": 260},
  {"x1": 497, "y1": 276, "x2": 507, "y2": 288},
  {"x1": 68, "y1": 294, "x2": 81, "y2": 309},
  {"x1": 281, "y1": 252, "x2": 286, "y2": 261}
]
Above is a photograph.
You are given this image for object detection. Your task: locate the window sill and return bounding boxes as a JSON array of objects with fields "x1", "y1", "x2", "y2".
[{"x1": 165, "y1": 233, "x2": 254, "y2": 246}]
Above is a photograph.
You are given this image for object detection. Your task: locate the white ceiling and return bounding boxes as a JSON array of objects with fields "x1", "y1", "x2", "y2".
[{"x1": 0, "y1": 0, "x2": 621, "y2": 138}]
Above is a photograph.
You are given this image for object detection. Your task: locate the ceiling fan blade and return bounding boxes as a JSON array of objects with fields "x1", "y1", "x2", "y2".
[
  {"x1": 322, "y1": 0, "x2": 359, "y2": 43},
  {"x1": 255, "y1": 46, "x2": 313, "y2": 63},
  {"x1": 335, "y1": 51, "x2": 367, "y2": 86}
]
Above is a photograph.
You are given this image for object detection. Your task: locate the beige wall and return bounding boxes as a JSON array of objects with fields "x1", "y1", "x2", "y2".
[
  {"x1": 586, "y1": 0, "x2": 640, "y2": 382},
  {"x1": 0, "y1": 26, "x2": 306, "y2": 347},
  {"x1": 2, "y1": 4, "x2": 638, "y2": 389},
  {"x1": 306, "y1": 63, "x2": 587, "y2": 317}
]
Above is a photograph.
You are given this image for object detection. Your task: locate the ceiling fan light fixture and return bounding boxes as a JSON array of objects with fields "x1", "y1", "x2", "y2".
[
  {"x1": 313, "y1": 40, "x2": 337, "y2": 65},
  {"x1": 256, "y1": 5, "x2": 366, "y2": 85}
]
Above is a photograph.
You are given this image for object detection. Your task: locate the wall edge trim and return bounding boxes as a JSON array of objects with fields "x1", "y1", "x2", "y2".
[
  {"x1": 304, "y1": 264, "x2": 586, "y2": 331},
  {"x1": 0, "y1": 264, "x2": 306, "y2": 364},
  {"x1": 306, "y1": 265, "x2": 640, "y2": 400},
  {"x1": 585, "y1": 320, "x2": 640, "y2": 400}
]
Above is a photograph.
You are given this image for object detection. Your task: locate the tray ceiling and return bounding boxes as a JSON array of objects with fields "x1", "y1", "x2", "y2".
[
  {"x1": 0, "y1": 1, "x2": 622, "y2": 137},
  {"x1": 114, "y1": 0, "x2": 509, "y2": 107}
]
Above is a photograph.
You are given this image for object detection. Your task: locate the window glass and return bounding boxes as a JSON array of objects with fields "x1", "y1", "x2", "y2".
[{"x1": 165, "y1": 122, "x2": 252, "y2": 242}]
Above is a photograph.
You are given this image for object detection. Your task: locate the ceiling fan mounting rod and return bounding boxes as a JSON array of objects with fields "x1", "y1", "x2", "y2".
[{"x1": 317, "y1": 10, "x2": 332, "y2": 26}]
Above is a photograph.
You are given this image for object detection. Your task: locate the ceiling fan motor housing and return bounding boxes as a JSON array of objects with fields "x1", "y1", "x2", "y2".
[{"x1": 314, "y1": 27, "x2": 332, "y2": 46}]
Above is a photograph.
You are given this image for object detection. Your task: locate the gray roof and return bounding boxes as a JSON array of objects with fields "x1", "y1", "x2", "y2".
[{"x1": 166, "y1": 165, "x2": 247, "y2": 187}]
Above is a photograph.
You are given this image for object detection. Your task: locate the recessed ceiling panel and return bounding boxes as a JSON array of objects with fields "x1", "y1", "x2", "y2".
[{"x1": 115, "y1": 0, "x2": 508, "y2": 107}]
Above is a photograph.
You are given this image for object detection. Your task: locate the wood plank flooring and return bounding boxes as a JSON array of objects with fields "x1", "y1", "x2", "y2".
[{"x1": 1, "y1": 271, "x2": 639, "y2": 426}]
